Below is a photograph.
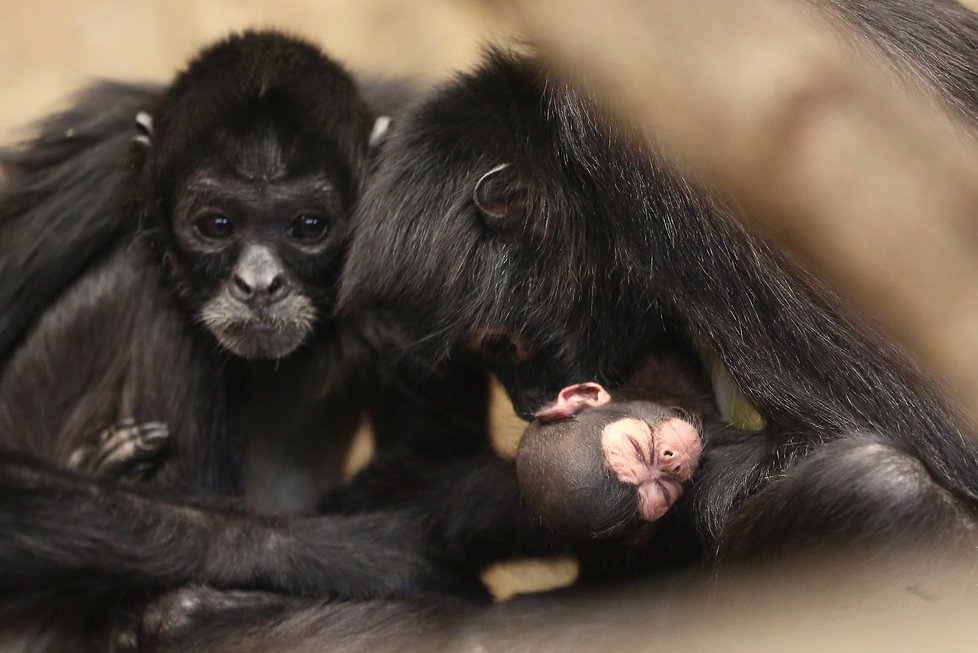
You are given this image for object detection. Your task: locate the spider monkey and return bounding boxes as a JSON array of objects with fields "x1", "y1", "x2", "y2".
[{"x1": 0, "y1": 30, "x2": 489, "y2": 653}]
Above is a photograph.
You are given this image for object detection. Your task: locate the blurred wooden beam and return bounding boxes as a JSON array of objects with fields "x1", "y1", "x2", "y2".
[{"x1": 507, "y1": 0, "x2": 978, "y2": 419}]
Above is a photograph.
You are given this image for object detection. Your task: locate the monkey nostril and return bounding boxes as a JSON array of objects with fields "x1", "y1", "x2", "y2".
[
  {"x1": 230, "y1": 274, "x2": 254, "y2": 301},
  {"x1": 265, "y1": 275, "x2": 291, "y2": 303}
]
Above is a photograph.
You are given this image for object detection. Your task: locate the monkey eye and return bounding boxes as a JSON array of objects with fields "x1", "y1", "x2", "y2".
[
  {"x1": 194, "y1": 213, "x2": 235, "y2": 240},
  {"x1": 289, "y1": 213, "x2": 329, "y2": 243}
]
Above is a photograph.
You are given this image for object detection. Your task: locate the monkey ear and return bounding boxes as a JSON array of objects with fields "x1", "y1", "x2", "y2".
[
  {"x1": 534, "y1": 382, "x2": 612, "y2": 423},
  {"x1": 473, "y1": 163, "x2": 529, "y2": 229},
  {"x1": 369, "y1": 115, "x2": 393, "y2": 151}
]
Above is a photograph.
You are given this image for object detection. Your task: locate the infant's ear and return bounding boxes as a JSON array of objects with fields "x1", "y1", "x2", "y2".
[{"x1": 534, "y1": 382, "x2": 611, "y2": 423}]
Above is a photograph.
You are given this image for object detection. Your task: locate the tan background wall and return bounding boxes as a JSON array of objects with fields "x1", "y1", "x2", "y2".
[
  {"x1": 3, "y1": 0, "x2": 976, "y2": 142},
  {"x1": 0, "y1": 0, "x2": 515, "y2": 141}
]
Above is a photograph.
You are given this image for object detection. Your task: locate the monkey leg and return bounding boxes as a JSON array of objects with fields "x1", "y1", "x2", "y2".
[
  {"x1": 715, "y1": 433, "x2": 976, "y2": 560},
  {"x1": 112, "y1": 585, "x2": 462, "y2": 653},
  {"x1": 110, "y1": 585, "x2": 303, "y2": 653},
  {"x1": 66, "y1": 419, "x2": 170, "y2": 480}
]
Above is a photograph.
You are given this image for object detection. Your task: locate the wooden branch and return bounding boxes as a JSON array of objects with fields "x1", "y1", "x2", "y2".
[{"x1": 509, "y1": 0, "x2": 978, "y2": 417}]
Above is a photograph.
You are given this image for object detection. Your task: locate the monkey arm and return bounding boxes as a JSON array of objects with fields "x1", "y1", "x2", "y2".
[
  {"x1": 330, "y1": 452, "x2": 705, "y2": 581},
  {"x1": 710, "y1": 433, "x2": 976, "y2": 560},
  {"x1": 320, "y1": 354, "x2": 493, "y2": 515},
  {"x1": 0, "y1": 243, "x2": 237, "y2": 492},
  {"x1": 325, "y1": 453, "x2": 563, "y2": 563},
  {"x1": 0, "y1": 451, "x2": 452, "y2": 602}
]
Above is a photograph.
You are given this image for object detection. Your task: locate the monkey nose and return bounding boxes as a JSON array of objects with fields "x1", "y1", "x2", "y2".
[{"x1": 230, "y1": 273, "x2": 292, "y2": 306}]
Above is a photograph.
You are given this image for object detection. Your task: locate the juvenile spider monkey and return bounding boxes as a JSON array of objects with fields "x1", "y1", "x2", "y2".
[{"x1": 0, "y1": 30, "x2": 489, "y2": 652}]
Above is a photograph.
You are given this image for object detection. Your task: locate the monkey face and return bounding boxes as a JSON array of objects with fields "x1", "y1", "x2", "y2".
[
  {"x1": 160, "y1": 120, "x2": 358, "y2": 359},
  {"x1": 135, "y1": 46, "x2": 372, "y2": 361}
]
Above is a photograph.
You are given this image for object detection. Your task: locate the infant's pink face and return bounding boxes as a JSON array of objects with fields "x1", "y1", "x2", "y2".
[{"x1": 601, "y1": 417, "x2": 702, "y2": 521}]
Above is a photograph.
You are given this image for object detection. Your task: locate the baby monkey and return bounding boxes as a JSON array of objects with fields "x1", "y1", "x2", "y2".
[{"x1": 517, "y1": 381, "x2": 703, "y2": 539}]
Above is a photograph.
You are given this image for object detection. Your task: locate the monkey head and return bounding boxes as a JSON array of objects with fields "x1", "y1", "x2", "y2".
[
  {"x1": 516, "y1": 382, "x2": 702, "y2": 540},
  {"x1": 340, "y1": 51, "x2": 681, "y2": 417},
  {"x1": 139, "y1": 32, "x2": 374, "y2": 359}
]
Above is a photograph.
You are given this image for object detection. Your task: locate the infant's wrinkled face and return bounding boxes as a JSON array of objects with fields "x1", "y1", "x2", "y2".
[{"x1": 598, "y1": 410, "x2": 702, "y2": 521}]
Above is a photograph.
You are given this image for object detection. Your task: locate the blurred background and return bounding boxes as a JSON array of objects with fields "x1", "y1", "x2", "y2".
[
  {"x1": 0, "y1": 0, "x2": 511, "y2": 140},
  {"x1": 3, "y1": 0, "x2": 975, "y2": 141}
]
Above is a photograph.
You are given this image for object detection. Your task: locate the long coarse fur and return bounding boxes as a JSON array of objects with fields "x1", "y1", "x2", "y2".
[{"x1": 340, "y1": 0, "x2": 978, "y2": 552}]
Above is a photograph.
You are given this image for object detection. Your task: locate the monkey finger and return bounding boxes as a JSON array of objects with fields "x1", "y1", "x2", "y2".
[{"x1": 89, "y1": 421, "x2": 171, "y2": 477}]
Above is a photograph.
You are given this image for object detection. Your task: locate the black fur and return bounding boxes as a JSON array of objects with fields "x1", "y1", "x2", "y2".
[
  {"x1": 341, "y1": 0, "x2": 978, "y2": 561},
  {"x1": 0, "y1": 81, "x2": 153, "y2": 366}
]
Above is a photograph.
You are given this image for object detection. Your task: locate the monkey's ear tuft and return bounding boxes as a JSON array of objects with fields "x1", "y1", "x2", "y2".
[
  {"x1": 133, "y1": 111, "x2": 154, "y2": 148},
  {"x1": 369, "y1": 115, "x2": 392, "y2": 150},
  {"x1": 135, "y1": 111, "x2": 154, "y2": 135},
  {"x1": 473, "y1": 163, "x2": 530, "y2": 231}
]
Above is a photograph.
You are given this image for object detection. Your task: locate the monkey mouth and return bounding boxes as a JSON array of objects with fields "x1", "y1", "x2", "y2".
[
  {"x1": 245, "y1": 316, "x2": 290, "y2": 332},
  {"x1": 465, "y1": 329, "x2": 530, "y2": 363},
  {"x1": 198, "y1": 294, "x2": 317, "y2": 360},
  {"x1": 212, "y1": 320, "x2": 312, "y2": 359}
]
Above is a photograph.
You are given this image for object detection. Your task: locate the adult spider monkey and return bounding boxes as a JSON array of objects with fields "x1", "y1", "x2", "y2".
[{"x1": 340, "y1": 0, "x2": 978, "y2": 563}]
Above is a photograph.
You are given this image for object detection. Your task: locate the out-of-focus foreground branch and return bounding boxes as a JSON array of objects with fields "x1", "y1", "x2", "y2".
[{"x1": 504, "y1": 0, "x2": 978, "y2": 420}]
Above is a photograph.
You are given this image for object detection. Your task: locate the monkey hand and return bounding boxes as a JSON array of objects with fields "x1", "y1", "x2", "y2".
[
  {"x1": 110, "y1": 585, "x2": 302, "y2": 653},
  {"x1": 66, "y1": 418, "x2": 170, "y2": 480}
]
